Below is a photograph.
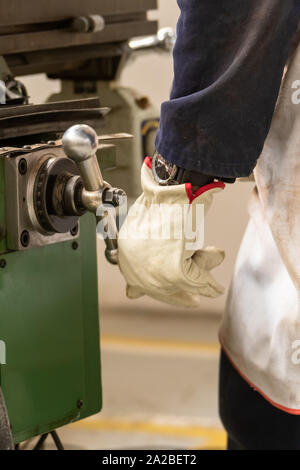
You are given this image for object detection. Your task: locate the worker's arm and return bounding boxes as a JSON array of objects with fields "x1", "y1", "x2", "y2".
[
  {"x1": 118, "y1": 1, "x2": 300, "y2": 307},
  {"x1": 155, "y1": 0, "x2": 300, "y2": 178}
]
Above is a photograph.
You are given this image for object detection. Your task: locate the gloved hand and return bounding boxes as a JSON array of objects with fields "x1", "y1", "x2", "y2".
[{"x1": 118, "y1": 158, "x2": 226, "y2": 307}]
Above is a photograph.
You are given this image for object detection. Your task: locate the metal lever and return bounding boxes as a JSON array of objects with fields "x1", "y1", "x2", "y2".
[
  {"x1": 62, "y1": 124, "x2": 124, "y2": 265},
  {"x1": 128, "y1": 27, "x2": 176, "y2": 56}
]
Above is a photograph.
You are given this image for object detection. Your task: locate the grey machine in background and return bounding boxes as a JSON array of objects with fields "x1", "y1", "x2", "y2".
[
  {"x1": 1, "y1": 0, "x2": 176, "y2": 199},
  {"x1": 48, "y1": 27, "x2": 176, "y2": 200}
]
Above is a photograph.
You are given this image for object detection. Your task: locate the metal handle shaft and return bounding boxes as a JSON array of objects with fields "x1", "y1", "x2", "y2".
[{"x1": 62, "y1": 124, "x2": 120, "y2": 264}]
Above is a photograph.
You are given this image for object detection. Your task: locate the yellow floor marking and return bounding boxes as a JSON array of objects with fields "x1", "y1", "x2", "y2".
[
  {"x1": 70, "y1": 418, "x2": 226, "y2": 450},
  {"x1": 101, "y1": 335, "x2": 220, "y2": 356}
]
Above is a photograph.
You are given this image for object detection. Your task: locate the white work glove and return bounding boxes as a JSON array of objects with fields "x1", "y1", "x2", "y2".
[{"x1": 118, "y1": 158, "x2": 226, "y2": 307}]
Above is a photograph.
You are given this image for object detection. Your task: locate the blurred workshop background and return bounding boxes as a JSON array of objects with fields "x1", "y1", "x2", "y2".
[{"x1": 20, "y1": 1, "x2": 254, "y2": 450}]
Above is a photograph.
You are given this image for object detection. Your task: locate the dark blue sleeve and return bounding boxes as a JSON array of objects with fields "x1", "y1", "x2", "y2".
[{"x1": 155, "y1": 0, "x2": 300, "y2": 178}]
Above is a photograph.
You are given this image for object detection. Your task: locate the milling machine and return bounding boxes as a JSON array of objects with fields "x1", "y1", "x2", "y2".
[{"x1": 0, "y1": 0, "x2": 174, "y2": 449}]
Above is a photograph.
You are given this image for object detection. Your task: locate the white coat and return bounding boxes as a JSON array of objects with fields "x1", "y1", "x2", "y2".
[{"x1": 220, "y1": 43, "x2": 300, "y2": 413}]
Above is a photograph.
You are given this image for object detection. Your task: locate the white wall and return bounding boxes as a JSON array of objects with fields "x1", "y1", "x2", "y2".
[{"x1": 20, "y1": 0, "x2": 254, "y2": 315}]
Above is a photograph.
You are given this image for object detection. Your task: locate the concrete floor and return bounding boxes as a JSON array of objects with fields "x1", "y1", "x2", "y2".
[{"x1": 25, "y1": 245, "x2": 226, "y2": 451}]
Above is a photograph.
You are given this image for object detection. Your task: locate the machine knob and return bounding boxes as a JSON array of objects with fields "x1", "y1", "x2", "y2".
[
  {"x1": 62, "y1": 124, "x2": 97, "y2": 161},
  {"x1": 62, "y1": 124, "x2": 106, "y2": 192},
  {"x1": 72, "y1": 15, "x2": 105, "y2": 33}
]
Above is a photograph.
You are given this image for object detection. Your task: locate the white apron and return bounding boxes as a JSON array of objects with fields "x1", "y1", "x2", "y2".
[{"x1": 219, "y1": 43, "x2": 300, "y2": 413}]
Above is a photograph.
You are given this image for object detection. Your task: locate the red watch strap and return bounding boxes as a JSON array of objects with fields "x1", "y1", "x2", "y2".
[{"x1": 185, "y1": 181, "x2": 225, "y2": 203}]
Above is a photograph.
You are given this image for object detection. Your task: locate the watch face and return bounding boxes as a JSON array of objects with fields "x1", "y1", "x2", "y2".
[{"x1": 152, "y1": 153, "x2": 177, "y2": 185}]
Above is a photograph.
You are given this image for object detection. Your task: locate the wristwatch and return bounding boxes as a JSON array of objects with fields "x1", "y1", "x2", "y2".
[{"x1": 151, "y1": 153, "x2": 236, "y2": 186}]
